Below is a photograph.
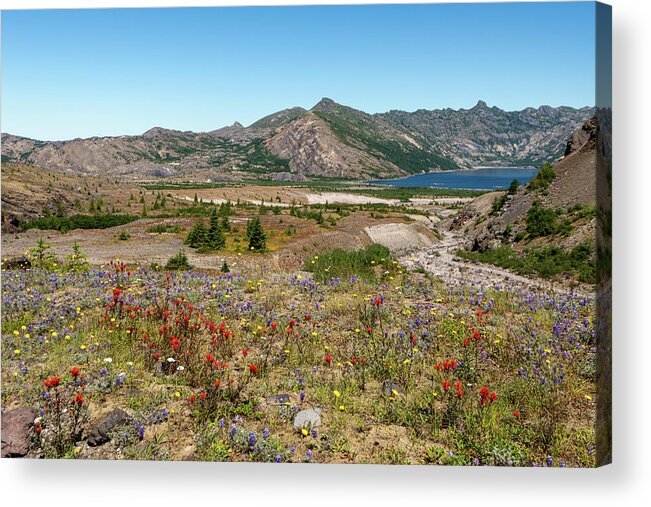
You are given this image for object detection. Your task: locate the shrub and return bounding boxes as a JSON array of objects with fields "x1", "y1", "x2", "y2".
[
  {"x1": 526, "y1": 201, "x2": 558, "y2": 238},
  {"x1": 27, "y1": 238, "x2": 58, "y2": 270},
  {"x1": 528, "y1": 163, "x2": 556, "y2": 192},
  {"x1": 165, "y1": 251, "x2": 193, "y2": 271},
  {"x1": 64, "y1": 243, "x2": 89, "y2": 272},
  {"x1": 457, "y1": 243, "x2": 595, "y2": 283},
  {"x1": 306, "y1": 243, "x2": 392, "y2": 282},
  {"x1": 21, "y1": 214, "x2": 138, "y2": 233}
]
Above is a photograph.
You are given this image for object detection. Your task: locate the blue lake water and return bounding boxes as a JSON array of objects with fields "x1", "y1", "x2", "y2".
[{"x1": 369, "y1": 167, "x2": 539, "y2": 190}]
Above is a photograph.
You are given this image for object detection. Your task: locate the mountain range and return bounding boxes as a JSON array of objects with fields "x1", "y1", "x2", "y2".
[{"x1": 1, "y1": 98, "x2": 593, "y2": 180}]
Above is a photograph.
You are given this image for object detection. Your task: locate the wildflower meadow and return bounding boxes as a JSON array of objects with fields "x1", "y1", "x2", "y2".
[{"x1": 1, "y1": 246, "x2": 597, "y2": 465}]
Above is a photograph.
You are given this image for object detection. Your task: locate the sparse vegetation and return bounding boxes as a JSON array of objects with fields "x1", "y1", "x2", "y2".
[
  {"x1": 457, "y1": 243, "x2": 595, "y2": 283},
  {"x1": 21, "y1": 214, "x2": 138, "y2": 233},
  {"x1": 528, "y1": 163, "x2": 556, "y2": 192},
  {"x1": 148, "y1": 224, "x2": 183, "y2": 234}
]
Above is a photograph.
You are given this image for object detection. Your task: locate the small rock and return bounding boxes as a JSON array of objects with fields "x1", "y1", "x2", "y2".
[
  {"x1": 293, "y1": 408, "x2": 321, "y2": 429},
  {"x1": 179, "y1": 444, "x2": 196, "y2": 460},
  {"x1": 1, "y1": 256, "x2": 31, "y2": 270},
  {"x1": 1, "y1": 407, "x2": 38, "y2": 458},
  {"x1": 382, "y1": 381, "x2": 403, "y2": 397},
  {"x1": 87, "y1": 408, "x2": 132, "y2": 447},
  {"x1": 266, "y1": 394, "x2": 291, "y2": 406},
  {"x1": 153, "y1": 360, "x2": 164, "y2": 377}
]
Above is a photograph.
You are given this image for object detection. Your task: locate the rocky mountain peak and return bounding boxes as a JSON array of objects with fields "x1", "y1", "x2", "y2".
[
  {"x1": 1, "y1": 100, "x2": 593, "y2": 180},
  {"x1": 311, "y1": 97, "x2": 339, "y2": 112}
]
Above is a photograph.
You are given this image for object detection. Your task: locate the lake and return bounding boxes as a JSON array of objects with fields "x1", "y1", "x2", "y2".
[{"x1": 369, "y1": 167, "x2": 539, "y2": 190}]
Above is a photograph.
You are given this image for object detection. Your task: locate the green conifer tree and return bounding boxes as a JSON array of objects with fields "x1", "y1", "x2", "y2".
[
  {"x1": 207, "y1": 208, "x2": 226, "y2": 250},
  {"x1": 247, "y1": 217, "x2": 267, "y2": 252},
  {"x1": 186, "y1": 219, "x2": 208, "y2": 248}
]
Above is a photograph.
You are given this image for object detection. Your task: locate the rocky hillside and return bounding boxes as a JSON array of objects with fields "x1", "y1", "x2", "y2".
[
  {"x1": 379, "y1": 101, "x2": 593, "y2": 168},
  {"x1": 452, "y1": 117, "x2": 598, "y2": 254},
  {"x1": 1, "y1": 99, "x2": 592, "y2": 180}
]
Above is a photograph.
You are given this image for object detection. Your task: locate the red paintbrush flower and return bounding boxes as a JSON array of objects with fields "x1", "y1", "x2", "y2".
[
  {"x1": 70, "y1": 367, "x2": 80, "y2": 378},
  {"x1": 44, "y1": 376, "x2": 61, "y2": 389},
  {"x1": 249, "y1": 364, "x2": 259, "y2": 374},
  {"x1": 479, "y1": 386, "x2": 490, "y2": 406}
]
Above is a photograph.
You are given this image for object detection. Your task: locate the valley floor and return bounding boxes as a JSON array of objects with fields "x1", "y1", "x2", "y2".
[{"x1": 1, "y1": 183, "x2": 597, "y2": 466}]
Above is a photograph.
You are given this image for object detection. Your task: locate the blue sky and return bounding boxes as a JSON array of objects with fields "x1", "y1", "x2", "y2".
[{"x1": 1, "y1": 2, "x2": 596, "y2": 140}]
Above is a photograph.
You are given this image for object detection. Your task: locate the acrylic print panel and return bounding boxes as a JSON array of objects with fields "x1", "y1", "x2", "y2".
[{"x1": 0, "y1": 1, "x2": 611, "y2": 467}]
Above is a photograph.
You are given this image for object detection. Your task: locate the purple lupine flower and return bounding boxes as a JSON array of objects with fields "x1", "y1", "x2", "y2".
[
  {"x1": 263, "y1": 428, "x2": 270, "y2": 439},
  {"x1": 300, "y1": 391, "x2": 305, "y2": 402},
  {"x1": 311, "y1": 429, "x2": 318, "y2": 439},
  {"x1": 274, "y1": 455, "x2": 282, "y2": 463},
  {"x1": 135, "y1": 421, "x2": 145, "y2": 440},
  {"x1": 306, "y1": 450, "x2": 313, "y2": 461},
  {"x1": 248, "y1": 432, "x2": 256, "y2": 446}
]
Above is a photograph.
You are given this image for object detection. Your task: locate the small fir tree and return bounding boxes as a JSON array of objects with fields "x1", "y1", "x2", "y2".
[
  {"x1": 247, "y1": 217, "x2": 267, "y2": 252},
  {"x1": 186, "y1": 220, "x2": 208, "y2": 248}
]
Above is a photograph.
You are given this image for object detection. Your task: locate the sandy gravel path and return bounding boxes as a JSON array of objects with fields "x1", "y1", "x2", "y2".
[{"x1": 399, "y1": 228, "x2": 594, "y2": 297}]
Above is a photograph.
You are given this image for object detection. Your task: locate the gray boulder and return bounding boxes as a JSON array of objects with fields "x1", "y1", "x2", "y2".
[
  {"x1": 1, "y1": 407, "x2": 38, "y2": 458},
  {"x1": 87, "y1": 408, "x2": 131, "y2": 446},
  {"x1": 293, "y1": 408, "x2": 321, "y2": 429}
]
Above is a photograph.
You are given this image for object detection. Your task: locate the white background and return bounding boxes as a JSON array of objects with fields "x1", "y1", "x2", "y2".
[{"x1": 1, "y1": 0, "x2": 649, "y2": 505}]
